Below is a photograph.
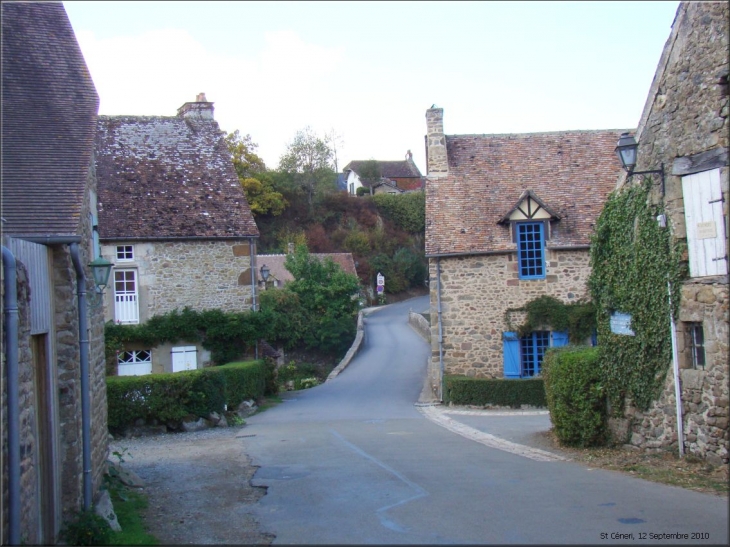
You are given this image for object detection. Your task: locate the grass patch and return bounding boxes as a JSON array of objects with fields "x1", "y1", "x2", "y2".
[
  {"x1": 536, "y1": 430, "x2": 729, "y2": 496},
  {"x1": 106, "y1": 479, "x2": 159, "y2": 545},
  {"x1": 255, "y1": 394, "x2": 283, "y2": 414}
]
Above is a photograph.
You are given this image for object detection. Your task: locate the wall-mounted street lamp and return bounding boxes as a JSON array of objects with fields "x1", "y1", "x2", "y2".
[
  {"x1": 260, "y1": 264, "x2": 270, "y2": 289},
  {"x1": 89, "y1": 256, "x2": 113, "y2": 294},
  {"x1": 615, "y1": 132, "x2": 665, "y2": 196}
]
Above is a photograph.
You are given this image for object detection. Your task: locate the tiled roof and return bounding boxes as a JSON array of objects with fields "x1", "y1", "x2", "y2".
[
  {"x1": 257, "y1": 253, "x2": 358, "y2": 284},
  {"x1": 425, "y1": 130, "x2": 626, "y2": 256},
  {"x1": 344, "y1": 159, "x2": 422, "y2": 179},
  {"x1": 95, "y1": 114, "x2": 259, "y2": 240},
  {"x1": 1, "y1": 2, "x2": 99, "y2": 238}
]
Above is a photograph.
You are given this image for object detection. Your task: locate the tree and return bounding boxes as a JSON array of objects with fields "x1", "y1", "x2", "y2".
[
  {"x1": 278, "y1": 126, "x2": 336, "y2": 207},
  {"x1": 357, "y1": 159, "x2": 381, "y2": 196},
  {"x1": 225, "y1": 130, "x2": 287, "y2": 217},
  {"x1": 284, "y1": 245, "x2": 361, "y2": 356},
  {"x1": 224, "y1": 130, "x2": 266, "y2": 178}
]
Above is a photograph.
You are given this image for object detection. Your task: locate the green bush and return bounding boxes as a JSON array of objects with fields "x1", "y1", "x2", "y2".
[
  {"x1": 217, "y1": 361, "x2": 269, "y2": 408},
  {"x1": 106, "y1": 361, "x2": 267, "y2": 433},
  {"x1": 60, "y1": 509, "x2": 112, "y2": 546},
  {"x1": 542, "y1": 346, "x2": 607, "y2": 447},
  {"x1": 444, "y1": 376, "x2": 546, "y2": 407},
  {"x1": 371, "y1": 192, "x2": 425, "y2": 233}
]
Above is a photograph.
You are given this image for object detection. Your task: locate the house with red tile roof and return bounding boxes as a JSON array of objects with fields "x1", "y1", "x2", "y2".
[
  {"x1": 256, "y1": 250, "x2": 358, "y2": 289},
  {"x1": 343, "y1": 151, "x2": 424, "y2": 195},
  {"x1": 423, "y1": 106, "x2": 624, "y2": 397},
  {"x1": 2, "y1": 2, "x2": 109, "y2": 542},
  {"x1": 95, "y1": 94, "x2": 260, "y2": 375}
]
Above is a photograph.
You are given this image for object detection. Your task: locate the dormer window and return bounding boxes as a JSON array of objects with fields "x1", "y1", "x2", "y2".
[
  {"x1": 498, "y1": 190, "x2": 561, "y2": 281},
  {"x1": 517, "y1": 222, "x2": 545, "y2": 279}
]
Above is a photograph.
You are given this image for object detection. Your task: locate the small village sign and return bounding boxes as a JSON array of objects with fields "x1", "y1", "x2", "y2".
[{"x1": 609, "y1": 311, "x2": 635, "y2": 336}]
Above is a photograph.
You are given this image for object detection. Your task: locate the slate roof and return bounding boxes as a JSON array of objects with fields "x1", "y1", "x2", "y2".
[
  {"x1": 343, "y1": 159, "x2": 422, "y2": 180},
  {"x1": 257, "y1": 253, "x2": 358, "y2": 285},
  {"x1": 1, "y1": 1, "x2": 99, "y2": 238},
  {"x1": 95, "y1": 113, "x2": 259, "y2": 240},
  {"x1": 425, "y1": 130, "x2": 626, "y2": 256}
]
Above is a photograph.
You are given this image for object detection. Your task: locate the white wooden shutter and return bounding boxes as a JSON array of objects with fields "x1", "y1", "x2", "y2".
[
  {"x1": 172, "y1": 346, "x2": 197, "y2": 372},
  {"x1": 682, "y1": 169, "x2": 727, "y2": 277}
]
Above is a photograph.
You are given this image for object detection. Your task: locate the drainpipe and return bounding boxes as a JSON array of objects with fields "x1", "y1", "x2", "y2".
[
  {"x1": 436, "y1": 257, "x2": 444, "y2": 402},
  {"x1": 2, "y1": 246, "x2": 21, "y2": 545},
  {"x1": 69, "y1": 243, "x2": 92, "y2": 510},
  {"x1": 250, "y1": 237, "x2": 258, "y2": 359},
  {"x1": 668, "y1": 280, "x2": 685, "y2": 457}
]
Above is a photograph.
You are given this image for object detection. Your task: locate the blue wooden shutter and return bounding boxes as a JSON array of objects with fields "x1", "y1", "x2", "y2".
[
  {"x1": 551, "y1": 331, "x2": 569, "y2": 348},
  {"x1": 503, "y1": 331, "x2": 521, "y2": 378}
]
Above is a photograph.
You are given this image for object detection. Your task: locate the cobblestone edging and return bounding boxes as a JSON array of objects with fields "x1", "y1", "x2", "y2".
[{"x1": 417, "y1": 405, "x2": 567, "y2": 462}]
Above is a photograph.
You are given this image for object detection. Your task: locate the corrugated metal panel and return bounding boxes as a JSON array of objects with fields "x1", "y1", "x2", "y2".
[{"x1": 7, "y1": 236, "x2": 52, "y2": 334}]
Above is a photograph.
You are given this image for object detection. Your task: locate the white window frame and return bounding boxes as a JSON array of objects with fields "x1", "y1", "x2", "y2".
[
  {"x1": 116, "y1": 245, "x2": 134, "y2": 262},
  {"x1": 681, "y1": 168, "x2": 727, "y2": 277},
  {"x1": 114, "y1": 269, "x2": 139, "y2": 324},
  {"x1": 117, "y1": 349, "x2": 152, "y2": 376}
]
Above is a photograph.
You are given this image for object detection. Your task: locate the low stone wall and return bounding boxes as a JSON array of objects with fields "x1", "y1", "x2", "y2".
[
  {"x1": 326, "y1": 310, "x2": 367, "y2": 382},
  {"x1": 408, "y1": 310, "x2": 430, "y2": 342}
]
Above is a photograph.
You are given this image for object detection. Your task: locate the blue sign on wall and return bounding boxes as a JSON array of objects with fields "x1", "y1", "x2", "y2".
[{"x1": 610, "y1": 311, "x2": 635, "y2": 336}]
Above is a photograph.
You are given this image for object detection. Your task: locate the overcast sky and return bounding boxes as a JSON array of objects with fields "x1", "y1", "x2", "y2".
[{"x1": 64, "y1": 1, "x2": 680, "y2": 174}]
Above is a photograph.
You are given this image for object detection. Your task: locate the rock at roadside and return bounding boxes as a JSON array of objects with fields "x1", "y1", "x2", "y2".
[
  {"x1": 95, "y1": 490, "x2": 122, "y2": 531},
  {"x1": 107, "y1": 460, "x2": 145, "y2": 488}
]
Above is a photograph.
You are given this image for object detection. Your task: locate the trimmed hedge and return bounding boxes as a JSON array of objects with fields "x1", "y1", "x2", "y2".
[
  {"x1": 106, "y1": 360, "x2": 267, "y2": 433},
  {"x1": 542, "y1": 346, "x2": 607, "y2": 447},
  {"x1": 444, "y1": 376, "x2": 546, "y2": 408}
]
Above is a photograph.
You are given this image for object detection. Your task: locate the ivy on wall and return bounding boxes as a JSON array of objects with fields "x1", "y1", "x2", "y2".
[
  {"x1": 588, "y1": 178, "x2": 686, "y2": 411},
  {"x1": 504, "y1": 295, "x2": 596, "y2": 344}
]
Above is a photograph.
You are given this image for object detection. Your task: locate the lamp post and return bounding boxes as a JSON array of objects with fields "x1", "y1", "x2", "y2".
[
  {"x1": 614, "y1": 132, "x2": 665, "y2": 195},
  {"x1": 260, "y1": 264, "x2": 270, "y2": 290},
  {"x1": 89, "y1": 256, "x2": 113, "y2": 294}
]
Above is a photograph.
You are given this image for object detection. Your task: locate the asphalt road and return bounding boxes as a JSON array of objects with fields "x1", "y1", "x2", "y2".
[{"x1": 243, "y1": 296, "x2": 729, "y2": 545}]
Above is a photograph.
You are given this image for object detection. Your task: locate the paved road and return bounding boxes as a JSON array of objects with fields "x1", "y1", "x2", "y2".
[{"x1": 243, "y1": 296, "x2": 729, "y2": 544}]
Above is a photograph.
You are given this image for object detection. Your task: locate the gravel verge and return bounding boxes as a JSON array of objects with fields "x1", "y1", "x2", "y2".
[{"x1": 110, "y1": 426, "x2": 274, "y2": 545}]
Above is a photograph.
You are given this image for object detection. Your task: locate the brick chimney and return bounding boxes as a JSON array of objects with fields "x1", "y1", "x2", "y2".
[
  {"x1": 177, "y1": 92, "x2": 215, "y2": 120},
  {"x1": 425, "y1": 107, "x2": 448, "y2": 177}
]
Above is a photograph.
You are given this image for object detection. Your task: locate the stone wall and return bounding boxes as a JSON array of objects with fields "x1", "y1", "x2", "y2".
[
  {"x1": 101, "y1": 239, "x2": 254, "y2": 324},
  {"x1": 611, "y1": 2, "x2": 729, "y2": 463},
  {"x1": 428, "y1": 248, "x2": 592, "y2": 381},
  {"x1": 1, "y1": 260, "x2": 40, "y2": 544}
]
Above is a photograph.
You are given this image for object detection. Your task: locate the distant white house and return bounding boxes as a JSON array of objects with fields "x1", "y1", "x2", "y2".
[{"x1": 343, "y1": 151, "x2": 424, "y2": 195}]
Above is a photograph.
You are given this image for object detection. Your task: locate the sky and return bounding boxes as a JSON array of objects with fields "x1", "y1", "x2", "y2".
[{"x1": 63, "y1": 1, "x2": 680, "y2": 174}]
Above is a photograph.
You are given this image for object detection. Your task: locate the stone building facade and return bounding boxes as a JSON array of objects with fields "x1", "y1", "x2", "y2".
[
  {"x1": 2, "y1": 2, "x2": 109, "y2": 542},
  {"x1": 95, "y1": 95, "x2": 260, "y2": 375},
  {"x1": 424, "y1": 107, "x2": 624, "y2": 396},
  {"x1": 609, "y1": 2, "x2": 729, "y2": 463}
]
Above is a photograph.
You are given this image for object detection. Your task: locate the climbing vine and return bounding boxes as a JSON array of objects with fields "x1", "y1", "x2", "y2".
[
  {"x1": 588, "y1": 178, "x2": 687, "y2": 412},
  {"x1": 504, "y1": 295, "x2": 596, "y2": 344}
]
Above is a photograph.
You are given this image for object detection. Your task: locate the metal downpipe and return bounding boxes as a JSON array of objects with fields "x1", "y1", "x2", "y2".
[
  {"x1": 2, "y1": 246, "x2": 21, "y2": 545},
  {"x1": 436, "y1": 257, "x2": 444, "y2": 402},
  {"x1": 668, "y1": 280, "x2": 685, "y2": 457},
  {"x1": 69, "y1": 243, "x2": 92, "y2": 510}
]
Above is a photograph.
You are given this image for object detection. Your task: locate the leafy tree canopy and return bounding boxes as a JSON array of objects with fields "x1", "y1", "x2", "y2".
[{"x1": 278, "y1": 126, "x2": 337, "y2": 205}]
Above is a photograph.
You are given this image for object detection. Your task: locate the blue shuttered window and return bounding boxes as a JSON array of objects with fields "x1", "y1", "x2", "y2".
[
  {"x1": 503, "y1": 330, "x2": 569, "y2": 378},
  {"x1": 517, "y1": 222, "x2": 545, "y2": 279},
  {"x1": 503, "y1": 332, "x2": 521, "y2": 378}
]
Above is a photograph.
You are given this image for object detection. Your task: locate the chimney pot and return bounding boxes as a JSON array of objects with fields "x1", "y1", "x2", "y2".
[{"x1": 177, "y1": 93, "x2": 214, "y2": 120}]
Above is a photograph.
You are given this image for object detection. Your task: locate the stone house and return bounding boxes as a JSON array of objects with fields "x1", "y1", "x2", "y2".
[
  {"x1": 423, "y1": 106, "x2": 624, "y2": 397},
  {"x1": 343, "y1": 151, "x2": 424, "y2": 195},
  {"x1": 257, "y1": 251, "x2": 358, "y2": 289},
  {"x1": 95, "y1": 94, "x2": 260, "y2": 375},
  {"x1": 607, "y1": 2, "x2": 728, "y2": 463},
  {"x1": 2, "y1": 2, "x2": 109, "y2": 543}
]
